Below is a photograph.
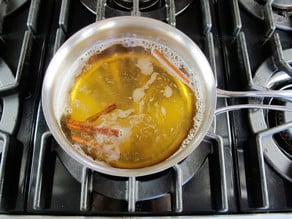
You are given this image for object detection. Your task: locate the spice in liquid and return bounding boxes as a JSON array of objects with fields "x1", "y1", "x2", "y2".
[{"x1": 61, "y1": 44, "x2": 197, "y2": 169}]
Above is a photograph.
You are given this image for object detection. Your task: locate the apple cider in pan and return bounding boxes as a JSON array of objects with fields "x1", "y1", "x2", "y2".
[{"x1": 61, "y1": 43, "x2": 198, "y2": 169}]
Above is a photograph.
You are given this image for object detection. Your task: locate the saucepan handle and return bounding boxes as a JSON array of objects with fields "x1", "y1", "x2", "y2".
[
  {"x1": 217, "y1": 88, "x2": 292, "y2": 102},
  {"x1": 215, "y1": 88, "x2": 292, "y2": 115}
]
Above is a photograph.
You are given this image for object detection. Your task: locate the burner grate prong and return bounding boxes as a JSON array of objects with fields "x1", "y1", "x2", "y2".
[
  {"x1": 172, "y1": 164, "x2": 183, "y2": 212},
  {"x1": 53, "y1": 28, "x2": 66, "y2": 54},
  {"x1": 27, "y1": 0, "x2": 41, "y2": 33},
  {"x1": 131, "y1": 0, "x2": 141, "y2": 16},
  {"x1": 201, "y1": 0, "x2": 212, "y2": 35},
  {"x1": 165, "y1": 0, "x2": 176, "y2": 26},
  {"x1": 96, "y1": 0, "x2": 106, "y2": 21},
  {"x1": 0, "y1": 31, "x2": 32, "y2": 95},
  {"x1": 230, "y1": 0, "x2": 242, "y2": 37},
  {"x1": 0, "y1": 0, "x2": 8, "y2": 34},
  {"x1": 270, "y1": 33, "x2": 292, "y2": 77},
  {"x1": 0, "y1": 132, "x2": 9, "y2": 202},
  {"x1": 257, "y1": 122, "x2": 292, "y2": 183},
  {"x1": 59, "y1": 0, "x2": 71, "y2": 33},
  {"x1": 33, "y1": 131, "x2": 52, "y2": 210},
  {"x1": 263, "y1": 1, "x2": 276, "y2": 39},
  {"x1": 127, "y1": 176, "x2": 137, "y2": 212},
  {"x1": 80, "y1": 167, "x2": 93, "y2": 212}
]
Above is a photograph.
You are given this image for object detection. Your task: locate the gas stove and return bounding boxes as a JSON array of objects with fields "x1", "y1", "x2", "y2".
[{"x1": 0, "y1": 0, "x2": 291, "y2": 218}]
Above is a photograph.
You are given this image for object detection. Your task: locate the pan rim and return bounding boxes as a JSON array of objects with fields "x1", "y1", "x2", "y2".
[{"x1": 41, "y1": 16, "x2": 216, "y2": 177}]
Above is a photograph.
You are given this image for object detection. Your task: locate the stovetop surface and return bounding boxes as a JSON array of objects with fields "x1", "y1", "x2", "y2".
[{"x1": 0, "y1": 0, "x2": 292, "y2": 217}]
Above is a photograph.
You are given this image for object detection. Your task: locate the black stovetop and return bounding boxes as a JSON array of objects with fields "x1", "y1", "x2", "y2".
[{"x1": 0, "y1": 0, "x2": 291, "y2": 216}]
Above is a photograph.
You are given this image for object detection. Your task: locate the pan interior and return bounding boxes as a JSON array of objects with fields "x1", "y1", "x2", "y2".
[{"x1": 56, "y1": 38, "x2": 204, "y2": 168}]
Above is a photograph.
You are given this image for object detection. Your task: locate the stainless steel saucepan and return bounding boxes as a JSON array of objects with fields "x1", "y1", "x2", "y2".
[{"x1": 42, "y1": 16, "x2": 292, "y2": 177}]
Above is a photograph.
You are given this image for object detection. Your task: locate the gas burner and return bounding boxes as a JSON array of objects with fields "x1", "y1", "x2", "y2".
[
  {"x1": 80, "y1": 0, "x2": 193, "y2": 16},
  {"x1": 110, "y1": 0, "x2": 160, "y2": 11},
  {"x1": 264, "y1": 0, "x2": 292, "y2": 10},
  {"x1": 239, "y1": 0, "x2": 292, "y2": 31},
  {"x1": 56, "y1": 138, "x2": 211, "y2": 201},
  {"x1": 249, "y1": 48, "x2": 292, "y2": 181},
  {"x1": 268, "y1": 87, "x2": 292, "y2": 155},
  {"x1": 0, "y1": 58, "x2": 19, "y2": 135}
]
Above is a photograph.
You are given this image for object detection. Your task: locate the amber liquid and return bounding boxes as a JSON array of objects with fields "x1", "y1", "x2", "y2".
[{"x1": 61, "y1": 44, "x2": 197, "y2": 169}]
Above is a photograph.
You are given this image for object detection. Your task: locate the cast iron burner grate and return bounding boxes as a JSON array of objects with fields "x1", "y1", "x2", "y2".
[
  {"x1": 80, "y1": 0, "x2": 193, "y2": 17},
  {"x1": 54, "y1": 136, "x2": 216, "y2": 202},
  {"x1": 109, "y1": 0, "x2": 162, "y2": 11},
  {"x1": 249, "y1": 48, "x2": 292, "y2": 182},
  {"x1": 24, "y1": 0, "x2": 236, "y2": 214},
  {"x1": 29, "y1": 125, "x2": 228, "y2": 213},
  {"x1": 239, "y1": 0, "x2": 292, "y2": 31},
  {"x1": 0, "y1": 58, "x2": 19, "y2": 135},
  {"x1": 0, "y1": 0, "x2": 28, "y2": 33},
  {"x1": 261, "y1": 0, "x2": 292, "y2": 9}
]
